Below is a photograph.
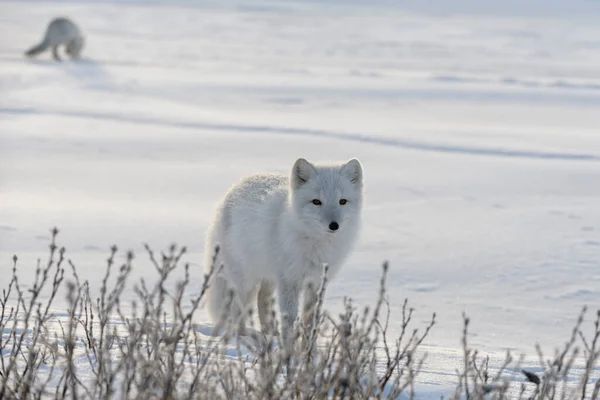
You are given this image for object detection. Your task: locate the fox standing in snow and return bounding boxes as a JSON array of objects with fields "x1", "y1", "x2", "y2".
[
  {"x1": 24, "y1": 17, "x2": 85, "y2": 61},
  {"x1": 204, "y1": 158, "x2": 364, "y2": 344}
]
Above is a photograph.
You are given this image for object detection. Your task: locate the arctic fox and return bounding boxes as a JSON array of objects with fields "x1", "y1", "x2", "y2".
[
  {"x1": 204, "y1": 158, "x2": 364, "y2": 343},
  {"x1": 25, "y1": 17, "x2": 85, "y2": 61}
]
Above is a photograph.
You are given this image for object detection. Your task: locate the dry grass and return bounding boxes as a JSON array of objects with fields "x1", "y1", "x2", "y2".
[{"x1": 1, "y1": 228, "x2": 598, "y2": 399}]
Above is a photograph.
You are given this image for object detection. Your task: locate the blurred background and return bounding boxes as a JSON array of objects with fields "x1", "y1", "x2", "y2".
[{"x1": 1, "y1": 0, "x2": 600, "y2": 389}]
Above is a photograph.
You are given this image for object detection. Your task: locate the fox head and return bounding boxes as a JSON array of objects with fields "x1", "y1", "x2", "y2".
[
  {"x1": 66, "y1": 36, "x2": 85, "y2": 58},
  {"x1": 290, "y1": 158, "x2": 363, "y2": 235}
]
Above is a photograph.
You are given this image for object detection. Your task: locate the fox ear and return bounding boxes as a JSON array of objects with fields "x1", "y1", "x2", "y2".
[
  {"x1": 292, "y1": 158, "x2": 316, "y2": 189},
  {"x1": 342, "y1": 159, "x2": 363, "y2": 185}
]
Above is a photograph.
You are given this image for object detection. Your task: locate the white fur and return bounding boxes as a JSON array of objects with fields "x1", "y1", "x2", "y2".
[
  {"x1": 25, "y1": 17, "x2": 85, "y2": 61},
  {"x1": 204, "y1": 158, "x2": 364, "y2": 342}
]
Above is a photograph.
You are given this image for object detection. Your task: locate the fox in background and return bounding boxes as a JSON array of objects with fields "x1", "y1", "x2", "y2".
[
  {"x1": 25, "y1": 17, "x2": 85, "y2": 61},
  {"x1": 204, "y1": 158, "x2": 364, "y2": 346}
]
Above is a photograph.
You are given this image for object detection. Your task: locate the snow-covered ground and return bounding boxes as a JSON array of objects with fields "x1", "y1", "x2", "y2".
[{"x1": 1, "y1": 0, "x2": 600, "y2": 396}]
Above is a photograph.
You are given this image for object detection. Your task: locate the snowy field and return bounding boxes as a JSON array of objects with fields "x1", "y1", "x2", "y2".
[{"x1": 1, "y1": 0, "x2": 600, "y2": 396}]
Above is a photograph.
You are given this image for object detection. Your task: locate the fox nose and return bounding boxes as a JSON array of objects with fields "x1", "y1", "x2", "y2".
[{"x1": 329, "y1": 221, "x2": 339, "y2": 231}]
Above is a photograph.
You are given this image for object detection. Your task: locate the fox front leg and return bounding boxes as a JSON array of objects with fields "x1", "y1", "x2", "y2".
[
  {"x1": 276, "y1": 281, "x2": 300, "y2": 348},
  {"x1": 257, "y1": 280, "x2": 276, "y2": 335},
  {"x1": 302, "y1": 281, "x2": 318, "y2": 336},
  {"x1": 52, "y1": 45, "x2": 62, "y2": 62}
]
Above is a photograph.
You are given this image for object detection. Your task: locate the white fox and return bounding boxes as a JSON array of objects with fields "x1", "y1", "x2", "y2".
[
  {"x1": 25, "y1": 17, "x2": 85, "y2": 61},
  {"x1": 204, "y1": 158, "x2": 364, "y2": 343}
]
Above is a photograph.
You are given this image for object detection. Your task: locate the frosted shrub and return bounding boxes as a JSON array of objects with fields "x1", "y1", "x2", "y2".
[{"x1": 0, "y1": 228, "x2": 598, "y2": 399}]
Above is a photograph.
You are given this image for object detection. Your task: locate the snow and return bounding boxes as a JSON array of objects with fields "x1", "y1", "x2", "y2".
[{"x1": 1, "y1": 0, "x2": 600, "y2": 396}]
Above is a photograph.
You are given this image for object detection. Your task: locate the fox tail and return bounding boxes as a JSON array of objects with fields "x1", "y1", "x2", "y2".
[{"x1": 25, "y1": 38, "x2": 50, "y2": 57}]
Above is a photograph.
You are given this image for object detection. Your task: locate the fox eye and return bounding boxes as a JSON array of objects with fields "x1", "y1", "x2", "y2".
[
  {"x1": 312, "y1": 199, "x2": 322, "y2": 205},
  {"x1": 339, "y1": 199, "x2": 348, "y2": 205}
]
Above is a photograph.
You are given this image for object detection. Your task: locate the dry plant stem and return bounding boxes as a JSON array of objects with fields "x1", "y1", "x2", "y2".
[
  {"x1": 578, "y1": 309, "x2": 600, "y2": 400},
  {"x1": 1, "y1": 228, "x2": 600, "y2": 400}
]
